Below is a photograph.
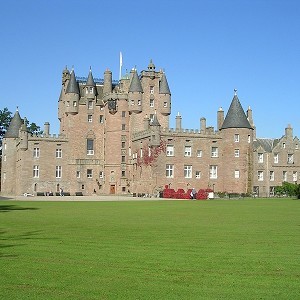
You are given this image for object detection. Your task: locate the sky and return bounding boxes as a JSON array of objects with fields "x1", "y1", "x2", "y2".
[{"x1": 0, "y1": 0, "x2": 299, "y2": 138}]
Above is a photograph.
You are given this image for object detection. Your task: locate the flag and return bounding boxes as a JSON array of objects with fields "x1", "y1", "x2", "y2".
[{"x1": 120, "y1": 52, "x2": 123, "y2": 67}]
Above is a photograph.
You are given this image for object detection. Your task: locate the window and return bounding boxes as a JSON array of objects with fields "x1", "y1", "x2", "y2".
[
  {"x1": 283, "y1": 171, "x2": 287, "y2": 181},
  {"x1": 137, "y1": 100, "x2": 141, "y2": 106},
  {"x1": 3, "y1": 155, "x2": 6, "y2": 162},
  {"x1": 234, "y1": 149, "x2": 240, "y2": 157},
  {"x1": 248, "y1": 135, "x2": 251, "y2": 143},
  {"x1": 270, "y1": 171, "x2": 274, "y2": 181},
  {"x1": 131, "y1": 100, "x2": 134, "y2": 105},
  {"x1": 258, "y1": 171, "x2": 263, "y2": 181},
  {"x1": 274, "y1": 153, "x2": 279, "y2": 164},
  {"x1": 288, "y1": 154, "x2": 294, "y2": 164},
  {"x1": 150, "y1": 99, "x2": 154, "y2": 107},
  {"x1": 209, "y1": 165, "x2": 217, "y2": 179},
  {"x1": 211, "y1": 147, "x2": 218, "y2": 157},
  {"x1": 296, "y1": 144, "x2": 299, "y2": 150},
  {"x1": 89, "y1": 87, "x2": 93, "y2": 94},
  {"x1": 121, "y1": 141, "x2": 125, "y2": 148},
  {"x1": 234, "y1": 134, "x2": 239, "y2": 142},
  {"x1": 150, "y1": 86, "x2": 154, "y2": 94},
  {"x1": 197, "y1": 150, "x2": 202, "y2": 158},
  {"x1": 33, "y1": 147, "x2": 40, "y2": 158},
  {"x1": 33, "y1": 165, "x2": 39, "y2": 178},
  {"x1": 56, "y1": 166, "x2": 62, "y2": 178},
  {"x1": 88, "y1": 100, "x2": 93, "y2": 109},
  {"x1": 184, "y1": 146, "x2": 191, "y2": 157},
  {"x1": 283, "y1": 143, "x2": 286, "y2": 149},
  {"x1": 121, "y1": 156, "x2": 126, "y2": 163},
  {"x1": 122, "y1": 111, "x2": 126, "y2": 117},
  {"x1": 293, "y1": 171, "x2": 297, "y2": 182},
  {"x1": 99, "y1": 115, "x2": 104, "y2": 123},
  {"x1": 88, "y1": 115, "x2": 93, "y2": 122},
  {"x1": 76, "y1": 171, "x2": 80, "y2": 178},
  {"x1": 235, "y1": 170, "x2": 240, "y2": 178},
  {"x1": 195, "y1": 171, "x2": 201, "y2": 179},
  {"x1": 87, "y1": 169, "x2": 93, "y2": 178},
  {"x1": 166, "y1": 164, "x2": 174, "y2": 178},
  {"x1": 184, "y1": 165, "x2": 192, "y2": 178},
  {"x1": 99, "y1": 171, "x2": 104, "y2": 179},
  {"x1": 87, "y1": 139, "x2": 94, "y2": 155},
  {"x1": 258, "y1": 153, "x2": 263, "y2": 163},
  {"x1": 166, "y1": 145, "x2": 174, "y2": 156},
  {"x1": 4, "y1": 143, "x2": 7, "y2": 150},
  {"x1": 66, "y1": 101, "x2": 70, "y2": 107},
  {"x1": 122, "y1": 171, "x2": 126, "y2": 177},
  {"x1": 73, "y1": 101, "x2": 77, "y2": 107},
  {"x1": 56, "y1": 149, "x2": 62, "y2": 158},
  {"x1": 122, "y1": 124, "x2": 126, "y2": 131},
  {"x1": 163, "y1": 102, "x2": 167, "y2": 108}
]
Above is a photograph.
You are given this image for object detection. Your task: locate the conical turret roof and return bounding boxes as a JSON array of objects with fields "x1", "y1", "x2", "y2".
[
  {"x1": 66, "y1": 70, "x2": 79, "y2": 94},
  {"x1": 4, "y1": 109, "x2": 23, "y2": 138},
  {"x1": 86, "y1": 68, "x2": 95, "y2": 86},
  {"x1": 129, "y1": 70, "x2": 143, "y2": 93},
  {"x1": 221, "y1": 92, "x2": 252, "y2": 130},
  {"x1": 151, "y1": 112, "x2": 161, "y2": 126},
  {"x1": 159, "y1": 73, "x2": 171, "y2": 94}
]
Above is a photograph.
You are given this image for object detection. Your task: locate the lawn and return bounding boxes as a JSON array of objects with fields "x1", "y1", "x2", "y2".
[{"x1": 0, "y1": 198, "x2": 299, "y2": 299}]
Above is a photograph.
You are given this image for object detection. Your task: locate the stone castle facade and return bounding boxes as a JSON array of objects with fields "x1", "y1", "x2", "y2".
[{"x1": 1, "y1": 60, "x2": 299, "y2": 197}]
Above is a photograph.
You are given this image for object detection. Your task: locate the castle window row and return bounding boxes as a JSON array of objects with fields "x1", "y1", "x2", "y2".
[
  {"x1": 257, "y1": 170, "x2": 298, "y2": 182},
  {"x1": 166, "y1": 145, "x2": 242, "y2": 159},
  {"x1": 33, "y1": 147, "x2": 62, "y2": 158},
  {"x1": 166, "y1": 165, "x2": 218, "y2": 179},
  {"x1": 257, "y1": 153, "x2": 295, "y2": 164}
]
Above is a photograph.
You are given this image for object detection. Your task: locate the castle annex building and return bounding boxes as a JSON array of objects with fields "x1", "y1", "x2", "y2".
[{"x1": 1, "y1": 60, "x2": 300, "y2": 197}]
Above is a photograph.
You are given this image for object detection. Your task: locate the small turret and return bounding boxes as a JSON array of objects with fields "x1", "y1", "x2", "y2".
[
  {"x1": 4, "y1": 109, "x2": 23, "y2": 138},
  {"x1": 128, "y1": 69, "x2": 143, "y2": 113},
  {"x1": 19, "y1": 118, "x2": 28, "y2": 150},
  {"x1": 85, "y1": 68, "x2": 96, "y2": 100},
  {"x1": 159, "y1": 72, "x2": 171, "y2": 116},
  {"x1": 65, "y1": 69, "x2": 79, "y2": 115},
  {"x1": 150, "y1": 111, "x2": 161, "y2": 146}
]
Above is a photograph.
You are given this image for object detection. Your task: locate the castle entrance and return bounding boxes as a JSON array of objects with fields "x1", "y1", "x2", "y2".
[{"x1": 110, "y1": 185, "x2": 116, "y2": 194}]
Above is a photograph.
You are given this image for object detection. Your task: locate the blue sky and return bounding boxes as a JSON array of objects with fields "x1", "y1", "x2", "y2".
[{"x1": 1, "y1": 0, "x2": 299, "y2": 138}]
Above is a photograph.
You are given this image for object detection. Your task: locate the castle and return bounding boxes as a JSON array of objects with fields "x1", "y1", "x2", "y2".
[{"x1": 1, "y1": 60, "x2": 299, "y2": 197}]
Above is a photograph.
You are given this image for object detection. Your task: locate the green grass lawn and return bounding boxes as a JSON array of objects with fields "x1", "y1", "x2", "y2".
[{"x1": 0, "y1": 198, "x2": 299, "y2": 299}]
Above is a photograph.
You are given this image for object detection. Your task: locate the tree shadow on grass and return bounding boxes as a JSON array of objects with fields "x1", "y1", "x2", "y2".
[
  {"x1": 0, "y1": 204, "x2": 39, "y2": 213},
  {"x1": 0, "y1": 230, "x2": 44, "y2": 258}
]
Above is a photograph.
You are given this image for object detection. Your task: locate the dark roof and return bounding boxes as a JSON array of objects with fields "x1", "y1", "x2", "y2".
[
  {"x1": 129, "y1": 70, "x2": 143, "y2": 93},
  {"x1": 66, "y1": 70, "x2": 80, "y2": 94},
  {"x1": 159, "y1": 73, "x2": 171, "y2": 94},
  {"x1": 221, "y1": 94, "x2": 252, "y2": 130},
  {"x1": 4, "y1": 110, "x2": 23, "y2": 138},
  {"x1": 150, "y1": 113, "x2": 161, "y2": 126},
  {"x1": 86, "y1": 69, "x2": 95, "y2": 86}
]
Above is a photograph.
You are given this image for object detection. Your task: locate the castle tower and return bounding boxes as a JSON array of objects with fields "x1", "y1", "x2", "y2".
[
  {"x1": 1, "y1": 109, "x2": 23, "y2": 195},
  {"x1": 219, "y1": 90, "x2": 254, "y2": 194},
  {"x1": 159, "y1": 71, "x2": 171, "y2": 118}
]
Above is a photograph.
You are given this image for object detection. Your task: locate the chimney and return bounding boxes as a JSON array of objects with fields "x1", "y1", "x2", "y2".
[
  {"x1": 175, "y1": 112, "x2": 182, "y2": 131},
  {"x1": 217, "y1": 107, "x2": 224, "y2": 130},
  {"x1": 44, "y1": 122, "x2": 50, "y2": 136}
]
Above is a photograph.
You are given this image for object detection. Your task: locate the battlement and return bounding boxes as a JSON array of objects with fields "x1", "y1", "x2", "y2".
[{"x1": 28, "y1": 133, "x2": 67, "y2": 140}]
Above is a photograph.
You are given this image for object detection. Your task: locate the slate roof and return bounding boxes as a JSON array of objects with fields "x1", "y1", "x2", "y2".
[
  {"x1": 4, "y1": 110, "x2": 23, "y2": 138},
  {"x1": 66, "y1": 70, "x2": 80, "y2": 94},
  {"x1": 253, "y1": 138, "x2": 280, "y2": 152},
  {"x1": 221, "y1": 94, "x2": 252, "y2": 129},
  {"x1": 86, "y1": 69, "x2": 95, "y2": 86},
  {"x1": 159, "y1": 73, "x2": 171, "y2": 94},
  {"x1": 129, "y1": 70, "x2": 143, "y2": 93}
]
